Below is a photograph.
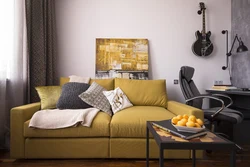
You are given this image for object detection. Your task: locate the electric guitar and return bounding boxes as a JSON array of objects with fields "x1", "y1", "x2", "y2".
[{"x1": 192, "y1": 2, "x2": 213, "y2": 57}]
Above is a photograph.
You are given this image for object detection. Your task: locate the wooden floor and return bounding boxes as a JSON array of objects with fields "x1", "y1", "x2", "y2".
[{"x1": 1, "y1": 147, "x2": 250, "y2": 167}]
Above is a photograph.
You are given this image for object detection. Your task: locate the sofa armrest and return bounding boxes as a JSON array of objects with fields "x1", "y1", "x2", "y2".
[
  {"x1": 167, "y1": 101, "x2": 204, "y2": 120},
  {"x1": 10, "y1": 102, "x2": 41, "y2": 158}
]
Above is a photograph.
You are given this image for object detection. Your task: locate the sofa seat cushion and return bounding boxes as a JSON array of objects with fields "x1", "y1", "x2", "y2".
[
  {"x1": 24, "y1": 112, "x2": 111, "y2": 138},
  {"x1": 110, "y1": 106, "x2": 175, "y2": 138}
]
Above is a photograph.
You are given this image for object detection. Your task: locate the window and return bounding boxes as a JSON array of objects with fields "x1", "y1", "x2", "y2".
[{"x1": 0, "y1": 0, "x2": 14, "y2": 77}]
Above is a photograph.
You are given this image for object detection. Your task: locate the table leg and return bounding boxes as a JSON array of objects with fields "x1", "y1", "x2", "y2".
[
  {"x1": 192, "y1": 149, "x2": 196, "y2": 167},
  {"x1": 230, "y1": 150, "x2": 236, "y2": 167},
  {"x1": 146, "y1": 126, "x2": 149, "y2": 167},
  {"x1": 159, "y1": 147, "x2": 164, "y2": 167}
]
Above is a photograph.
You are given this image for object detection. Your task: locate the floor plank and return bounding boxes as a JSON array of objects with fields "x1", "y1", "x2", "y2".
[{"x1": 1, "y1": 146, "x2": 250, "y2": 167}]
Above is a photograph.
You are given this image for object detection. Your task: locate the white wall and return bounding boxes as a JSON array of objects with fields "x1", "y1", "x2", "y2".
[{"x1": 55, "y1": 0, "x2": 231, "y2": 102}]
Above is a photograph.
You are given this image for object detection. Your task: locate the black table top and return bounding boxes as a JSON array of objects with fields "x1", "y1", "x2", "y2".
[{"x1": 147, "y1": 121, "x2": 236, "y2": 150}]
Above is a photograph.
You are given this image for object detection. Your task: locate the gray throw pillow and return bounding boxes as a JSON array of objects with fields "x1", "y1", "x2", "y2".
[
  {"x1": 79, "y1": 82, "x2": 112, "y2": 116},
  {"x1": 56, "y1": 82, "x2": 92, "y2": 109}
]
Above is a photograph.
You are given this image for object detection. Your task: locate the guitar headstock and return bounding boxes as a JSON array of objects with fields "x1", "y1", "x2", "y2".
[{"x1": 199, "y1": 2, "x2": 206, "y2": 11}]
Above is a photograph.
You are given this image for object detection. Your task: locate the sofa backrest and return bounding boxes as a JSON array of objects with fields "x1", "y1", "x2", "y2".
[
  {"x1": 60, "y1": 77, "x2": 114, "y2": 91},
  {"x1": 60, "y1": 77, "x2": 70, "y2": 85},
  {"x1": 115, "y1": 78, "x2": 168, "y2": 107},
  {"x1": 89, "y1": 79, "x2": 114, "y2": 91},
  {"x1": 60, "y1": 77, "x2": 168, "y2": 107}
]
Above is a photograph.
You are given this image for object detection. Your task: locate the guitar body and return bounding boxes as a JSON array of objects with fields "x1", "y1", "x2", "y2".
[{"x1": 192, "y1": 30, "x2": 214, "y2": 57}]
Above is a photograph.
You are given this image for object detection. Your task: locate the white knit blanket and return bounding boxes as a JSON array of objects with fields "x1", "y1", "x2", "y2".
[{"x1": 29, "y1": 108, "x2": 100, "y2": 129}]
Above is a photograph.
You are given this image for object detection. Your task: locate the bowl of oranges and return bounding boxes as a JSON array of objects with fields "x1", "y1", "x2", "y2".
[{"x1": 171, "y1": 114, "x2": 205, "y2": 133}]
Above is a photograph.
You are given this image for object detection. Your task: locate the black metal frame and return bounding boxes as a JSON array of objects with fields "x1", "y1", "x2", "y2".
[
  {"x1": 185, "y1": 94, "x2": 232, "y2": 123},
  {"x1": 146, "y1": 121, "x2": 236, "y2": 167},
  {"x1": 185, "y1": 95, "x2": 225, "y2": 119},
  {"x1": 222, "y1": 30, "x2": 248, "y2": 70}
]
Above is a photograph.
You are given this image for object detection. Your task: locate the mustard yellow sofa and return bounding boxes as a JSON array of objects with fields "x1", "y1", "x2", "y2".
[{"x1": 10, "y1": 78, "x2": 203, "y2": 159}]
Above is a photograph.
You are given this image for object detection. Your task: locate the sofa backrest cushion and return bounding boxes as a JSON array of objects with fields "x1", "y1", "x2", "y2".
[
  {"x1": 114, "y1": 78, "x2": 168, "y2": 107},
  {"x1": 60, "y1": 77, "x2": 70, "y2": 86},
  {"x1": 60, "y1": 77, "x2": 114, "y2": 91},
  {"x1": 89, "y1": 79, "x2": 114, "y2": 91}
]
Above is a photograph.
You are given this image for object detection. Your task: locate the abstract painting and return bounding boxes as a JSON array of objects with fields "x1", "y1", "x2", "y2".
[{"x1": 96, "y1": 38, "x2": 149, "y2": 79}]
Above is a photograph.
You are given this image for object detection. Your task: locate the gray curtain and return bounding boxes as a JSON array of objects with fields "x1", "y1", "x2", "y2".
[{"x1": 26, "y1": 0, "x2": 57, "y2": 102}]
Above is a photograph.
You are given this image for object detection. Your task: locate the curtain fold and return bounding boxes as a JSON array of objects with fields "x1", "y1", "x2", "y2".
[
  {"x1": 26, "y1": 0, "x2": 57, "y2": 102},
  {"x1": 0, "y1": 73, "x2": 7, "y2": 149}
]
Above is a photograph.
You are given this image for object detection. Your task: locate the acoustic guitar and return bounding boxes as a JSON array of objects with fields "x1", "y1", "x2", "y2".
[{"x1": 192, "y1": 2, "x2": 213, "y2": 57}]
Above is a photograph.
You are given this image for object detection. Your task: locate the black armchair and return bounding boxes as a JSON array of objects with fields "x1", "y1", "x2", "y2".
[{"x1": 179, "y1": 66, "x2": 244, "y2": 133}]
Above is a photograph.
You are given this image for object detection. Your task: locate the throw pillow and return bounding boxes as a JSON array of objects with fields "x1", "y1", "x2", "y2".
[
  {"x1": 69, "y1": 75, "x2": 90, "y2": 83},
  {"x1": 56, "y1": 82, "x2": 92, "y2": 109},
  {"x1": 79, "y1": 82, "x2": 112, "y2": 116},
  {"x1": 35, "y1": 86, "x2": 62, "y2": 110},
  {"x1": 103, "y1": 87, "x2": 133, "y2": 114}
]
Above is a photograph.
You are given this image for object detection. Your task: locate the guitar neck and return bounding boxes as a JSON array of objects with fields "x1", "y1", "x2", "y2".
[{"x1": 202, "y1": 10, "x2": 206, "y2": 35}]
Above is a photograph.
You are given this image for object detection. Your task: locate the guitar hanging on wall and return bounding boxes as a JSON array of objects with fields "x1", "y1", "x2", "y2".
[{"x1": 192, "y1": 2, "x2": 213, "y2": 57}]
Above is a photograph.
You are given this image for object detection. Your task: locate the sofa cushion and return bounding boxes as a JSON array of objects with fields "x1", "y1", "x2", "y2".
[
  {"x1": 90, "y1": 79, "x2": 114, "y2": 91},
  {"x1": 60, "y1": 77, "x2": 70, "y2": 86},
  {"x1": 24, "y1": 112, "x2": 111, "y2": 138},
  {"x1": 103, "y1": 87, "x2": 133, "y2": 114},
  {"x1": 60, "y1": 77, "x2": 114, "y2": 91},
  {"x1": 35, "y1": 86, "x2": 62, "y2": 110},
  {"x1": 114, "y1": 78, "x2": 168, "y2": 107},
  {"x1": 79, "y1": 82, "x2": 112, "y2": 116},
  {"x1": 56, "y1": 82, "x2": 92, "y2": 109},
  {"x1": 110, "y1": 106, "x2": 175, "y2": 138}
]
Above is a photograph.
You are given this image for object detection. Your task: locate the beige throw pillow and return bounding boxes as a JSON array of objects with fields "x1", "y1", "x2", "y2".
[
  {"x1": 69, "y1": 75, "x2": 90, "y2": 83},
  {"x1": 103, "y1": 87, "x2": 133, "y2": 114}
]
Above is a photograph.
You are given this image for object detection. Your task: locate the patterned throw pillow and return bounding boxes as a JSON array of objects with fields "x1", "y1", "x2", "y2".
[
  {"x1": 79, "y1": 82, "x2": 112, "y2": 116},
  {"x1": 56, "y1": 82, "x2": 92, "y2": 109},
  {"x1": 36, "y1": 86, "x2": 62, "y2": 110},
  {"x1": 103, "y1": 87, "x2": 133, "y2": 114}
]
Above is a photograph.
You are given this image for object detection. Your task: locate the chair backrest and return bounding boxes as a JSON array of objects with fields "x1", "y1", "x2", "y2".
[{"x1": 179, "y1": 66, "x2": 203, "y2": 109}]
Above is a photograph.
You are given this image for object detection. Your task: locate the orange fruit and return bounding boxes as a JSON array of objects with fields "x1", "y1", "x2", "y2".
[
  {"x1": 188, "y1": 115, "x2": 196, "y2": 122},
  {"x1": 171, "y1": 117, "x2": 179, "y2": 125},
  {"x1": 176, "y1": 115, "x2": 183, "y2": 120},
  {"x1": 195, "y1": 123, "x2": 201, "y2": 128},
  {"x1": 186, "y1": 121, "x2": 195, "y2": 127},
  {"x1": 183, "y1": 114, "x2": 189, "y2": 119},
  {"x1": 196, "y1": 119, "x2": 204, "y2": 126},
  {"x1": 180, "y1": 118, "x2": 188, "y2": 124},
  {"x1": 177, "y1": 121, "x2": 186, "y2": 126}
]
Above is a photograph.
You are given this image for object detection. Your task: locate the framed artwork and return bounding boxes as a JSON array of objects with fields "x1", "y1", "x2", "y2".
[{"x1": 96, "y1": 38, "x2": 149, "y2": 80}]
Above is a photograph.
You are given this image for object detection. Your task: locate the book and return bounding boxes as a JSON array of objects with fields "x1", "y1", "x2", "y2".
[
  {"x1": 152, "y1": 120, "x2": 207, "y2": 140},
  {"x1": 211, "y1": 85, "x2": 237, "y2": 91}
]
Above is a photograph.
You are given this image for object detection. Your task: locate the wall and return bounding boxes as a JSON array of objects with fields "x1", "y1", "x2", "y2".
[
  {"x1": 231, "y1": 0, "x2": 250, "y2": 89},
  {"x1": 55, "y1": 0, "x2": 231, "y2": 102}
]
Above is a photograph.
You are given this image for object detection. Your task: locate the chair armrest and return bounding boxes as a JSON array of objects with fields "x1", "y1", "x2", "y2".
[
  {"x1": 211, "y1": 94, "x2": 233, "y2": 108},
  {"x1": 167, "y1": 101, "x2": 204, "y2": 121},
  {"x1": 185, "y1": 95, "x2": 225, "y2": 119},
  {"x1": 201, "y1": 93, "x2": 233, "y2": 108},
  {"x1": 10, "y1": 102, "x2": 41, "y2": 158}
]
